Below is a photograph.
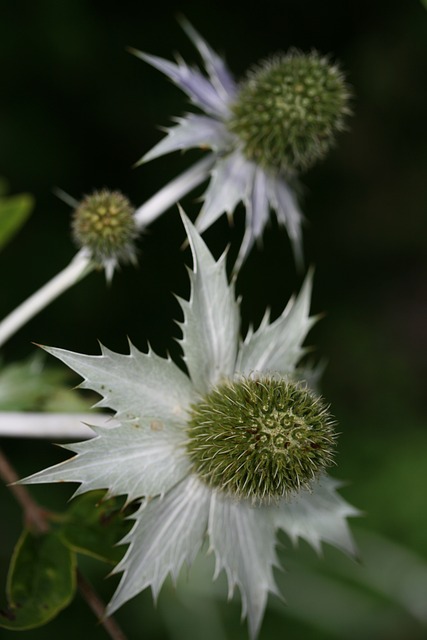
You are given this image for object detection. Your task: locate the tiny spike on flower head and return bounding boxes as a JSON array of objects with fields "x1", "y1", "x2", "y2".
[
  {"x1": 72, "y1": 189, "x2": 138, "y2": 280},
  {"x1": 228, "y1": 50, "x2": 351, "y2": 174}
]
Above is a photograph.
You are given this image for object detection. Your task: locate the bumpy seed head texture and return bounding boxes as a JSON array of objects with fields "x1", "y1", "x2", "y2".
[
  {"x1": 72, "y1": 189, "x2": 137, "y2": 264},
  {"x1": 187, "y1": 376, "x2": 337, "y2": 503},
  {"x1": 228, "y1": 50, "x2": 350, "y2": 174}
]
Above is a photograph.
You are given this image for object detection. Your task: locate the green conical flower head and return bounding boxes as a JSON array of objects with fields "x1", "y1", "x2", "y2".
[
  {"x1": 72, "y1": 189, "x2": 137, "y2": 265},
  {"x1": 228, "y1": 50, "x2": 350, "y2": 174},
  {"x1": 187, "y1": 376, "x2": 336, "y2": 502}
]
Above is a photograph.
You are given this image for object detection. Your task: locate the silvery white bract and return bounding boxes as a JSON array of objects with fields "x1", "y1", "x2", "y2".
[
  {"x1": 134, "y1": 20, "x2": 304, "y2": 271},
  {"x1": 24, "y1": 214, "x2": 357, "y2": 638}
]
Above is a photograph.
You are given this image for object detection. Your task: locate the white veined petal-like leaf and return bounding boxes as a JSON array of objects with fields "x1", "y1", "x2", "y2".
[
  {"x1": 232, "y1": 222, "x2": 257, "y2": 277},
  {"x1": 142, "y1": 114, "x2": 230, "y2": 163},
  {"x1": 179, "y1": 17, "x2": 237, "y2": 104},
  {"x1": 135, "y1": 51, "x2": 226, "y2": 117},
  {"x1": 179, "y1": 214, "x2": 240, "y2": 394},
  {"x1": 250, "y1": 167, "x2": 270, "y2": 241},
  {"x1": 22, "y1": 421, "x2": 190, "y2": 501},
  {"x1": 208, "y1": 492, "x2": 280, "y2": 639},
  {"x1": 42, "y1": 343, "x2": 196, "y2": 423},
  {"x1": 195, "y1": 152, "x2": 255, "y2": 234},
  {"x1": 231, "y1": 167, "x2": 269, "y2": 274},
  {"x1": 268, "y1": 175, "x2": 304, "y2": 267},
  {"x1": 107, "y1": 474, "x2": 210, "y2": 614},
  {"x1": 273, "y1": 475, "x2": 359, "y2": 556},
  {"x1": 237, "y1": 271, "x2": 316, "y2": 375}
]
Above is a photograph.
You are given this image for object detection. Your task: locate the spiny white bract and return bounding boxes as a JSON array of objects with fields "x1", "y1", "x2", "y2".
[
  {"x1": 134, "y1": 20, "x2": 306, "y2": 271},
  {"x1": 23, "y1": 213, "x2": 357, "y2": 638}
]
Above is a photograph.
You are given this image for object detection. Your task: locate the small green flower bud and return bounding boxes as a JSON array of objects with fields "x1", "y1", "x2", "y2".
[
  {"x1": 187, "y1": 376, "x2": 336, "y2": 503},
  {"x1": 72, "y1": 189, "x2": 137, "y2": 265},
  {"x1": 228, "y1": 50, "x2": 351, "y2": 174}
]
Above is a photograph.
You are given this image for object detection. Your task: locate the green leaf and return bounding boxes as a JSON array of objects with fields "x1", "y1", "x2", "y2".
[
  {"x1": 0, "y1": 193, "x2": 34, "y2": 251},
  {"x1": 58, "y1": 490, "x2": 135, "y2": 564},
  {"x1": 0, "y1": 353, "x2": 95, "y2": 411},
  {"x1": 0, "y1": 530, "x2": 76, "y2": 630},
  {"x1": 0, "y1": 177, "x2": 9, "y2": 196}
]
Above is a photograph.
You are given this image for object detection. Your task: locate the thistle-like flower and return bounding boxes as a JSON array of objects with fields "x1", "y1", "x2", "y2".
[
  {"x1": 24, "y1": 215, "x2": 357, "y2": 638},
  {"x1": 72, "y1": 189, "x2": 138, "y2": 282},
  {"x1": 134, "y1": 21, "x2": 350, "y2": 269}
]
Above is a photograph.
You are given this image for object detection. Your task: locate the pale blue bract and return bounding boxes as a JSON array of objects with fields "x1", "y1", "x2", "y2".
[{"x1": 134, "y1": 20, "x2": 304, "y2": 271}]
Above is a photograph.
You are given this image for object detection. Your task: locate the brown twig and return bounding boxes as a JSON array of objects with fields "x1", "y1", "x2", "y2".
[
  {"x1": 0, "y1": 447, "x2": 50, "y2": 533},
  {"x1": 0, "y1": 447, "x2": 128, "y2": 640},
  {"x1": 77, "y1": 572, "x2": 127, "y2": 640}
]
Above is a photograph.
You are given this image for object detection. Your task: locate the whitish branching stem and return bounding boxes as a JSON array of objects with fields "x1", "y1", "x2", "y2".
[
  {"x1": 0, "y1": 155, "x2": 214, "y2": 351},
  {"x1": 133, "y1": 154, "x2": 214, "y2": 227},
  {"x1": 0, "y1": 412, "x2": 118, "y2": 439}
]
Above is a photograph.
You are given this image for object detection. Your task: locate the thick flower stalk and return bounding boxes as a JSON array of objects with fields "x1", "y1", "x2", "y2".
[
  {"x1": 23, "y1": 214, "x2": 357, "y2": 638},
  {"x1": 134, "y1": 20, "x2": 350, "y2": 270}
]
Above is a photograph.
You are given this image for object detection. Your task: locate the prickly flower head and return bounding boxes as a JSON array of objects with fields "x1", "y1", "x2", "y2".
[
  {"x1": 229, "y1": 51, "x2": 350, "y2": 173},
  {"x1": 24, "y1": 214, "x2": 357, "y2": 638},
  {"x1": 72, "y1": 189, "x2": 138, "y2": 280},
  {"x1": 188, "y1": 376, "x2": 336, "y2": 502},
  {"x1": 135, "y1": 21, "x2": 351, "y2": 269}
]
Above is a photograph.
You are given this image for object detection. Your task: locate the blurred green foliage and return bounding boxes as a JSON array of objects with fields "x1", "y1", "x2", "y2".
[
  {"x1": 57, "y1": 490, "x2": 135, "y2": 566},
  {"x1": 0, "y1": 354, "x2": 94, "y2": 412},
  {"x1": 0, "y1": 191, "x2": 34, "y2": 252},
  {"x1": 0, "y1": 491, "x2": 134, "y2": 631},
  {"x1": 1, "y1": 0, "x2": 426, "y2": 638},
  {"x1": 1, "y1": 530, "x2": 76, "y2": 630}
]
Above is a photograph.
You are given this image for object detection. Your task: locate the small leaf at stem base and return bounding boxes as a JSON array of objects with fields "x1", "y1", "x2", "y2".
[{"x1": 0, "y1": 529, "x2": 76, "y2": 630}]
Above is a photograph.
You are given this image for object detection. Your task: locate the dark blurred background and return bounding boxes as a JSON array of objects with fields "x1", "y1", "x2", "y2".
[{"x1": 1, "y1": 0, "x2": 427, "y2": 638}]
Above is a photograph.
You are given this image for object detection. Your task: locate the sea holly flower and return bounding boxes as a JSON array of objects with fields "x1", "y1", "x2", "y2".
[
  {"x1": 134, "y1": 21, "x2": 350, "y2": 270},
  {"x1": 72, "y1": 189, "x2": 138, "y2": 282},
  {"x1": 23, "y1": 214, "x2": 357, "y2": 638}
]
